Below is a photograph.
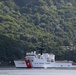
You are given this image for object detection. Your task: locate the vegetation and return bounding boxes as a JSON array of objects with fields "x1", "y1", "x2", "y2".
[{"x1": 0, "y1": 0, "x2": 76, "y2": 65}]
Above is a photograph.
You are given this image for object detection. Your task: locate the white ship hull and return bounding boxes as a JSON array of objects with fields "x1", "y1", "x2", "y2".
[
  {"x1": 14, "y1": 60, "x2": 27, "y2": 68},
  {"x1": 14, "y1": 60, "x2": 76, "y2": 68}
]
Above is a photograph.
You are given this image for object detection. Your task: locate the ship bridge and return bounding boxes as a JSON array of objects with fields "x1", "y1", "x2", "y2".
[{"x1": 25, "y1": 51, "x2": 55, "y2": 62}]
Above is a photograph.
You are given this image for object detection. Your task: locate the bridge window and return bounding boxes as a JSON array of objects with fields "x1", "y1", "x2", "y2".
[{"x1": 61, "y1": 65, "x2": 63, "y2": 67}]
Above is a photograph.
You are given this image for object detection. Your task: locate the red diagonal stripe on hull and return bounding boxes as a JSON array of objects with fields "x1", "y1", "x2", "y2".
[{"x1": 26, "y1": 60, "x2": 32, "y2": 68}]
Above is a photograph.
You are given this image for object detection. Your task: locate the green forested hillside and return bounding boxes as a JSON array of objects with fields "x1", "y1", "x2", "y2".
[{"x1": 0, "y1": 0, "x2": 76, "y2": 64}]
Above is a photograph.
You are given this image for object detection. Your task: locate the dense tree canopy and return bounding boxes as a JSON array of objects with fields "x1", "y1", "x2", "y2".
[{"x1": 0, "y1": 0, "x2": 76, "y2": 64}]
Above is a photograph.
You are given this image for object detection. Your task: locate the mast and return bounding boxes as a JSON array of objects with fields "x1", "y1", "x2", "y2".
[{"x1": 39, "y1": 38, "x2": 45, "y2": 55}]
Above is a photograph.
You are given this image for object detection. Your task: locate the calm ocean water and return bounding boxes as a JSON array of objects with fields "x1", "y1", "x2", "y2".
[{"x1": 0, "y1": 68, "x2": 76, "y2": 75}]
